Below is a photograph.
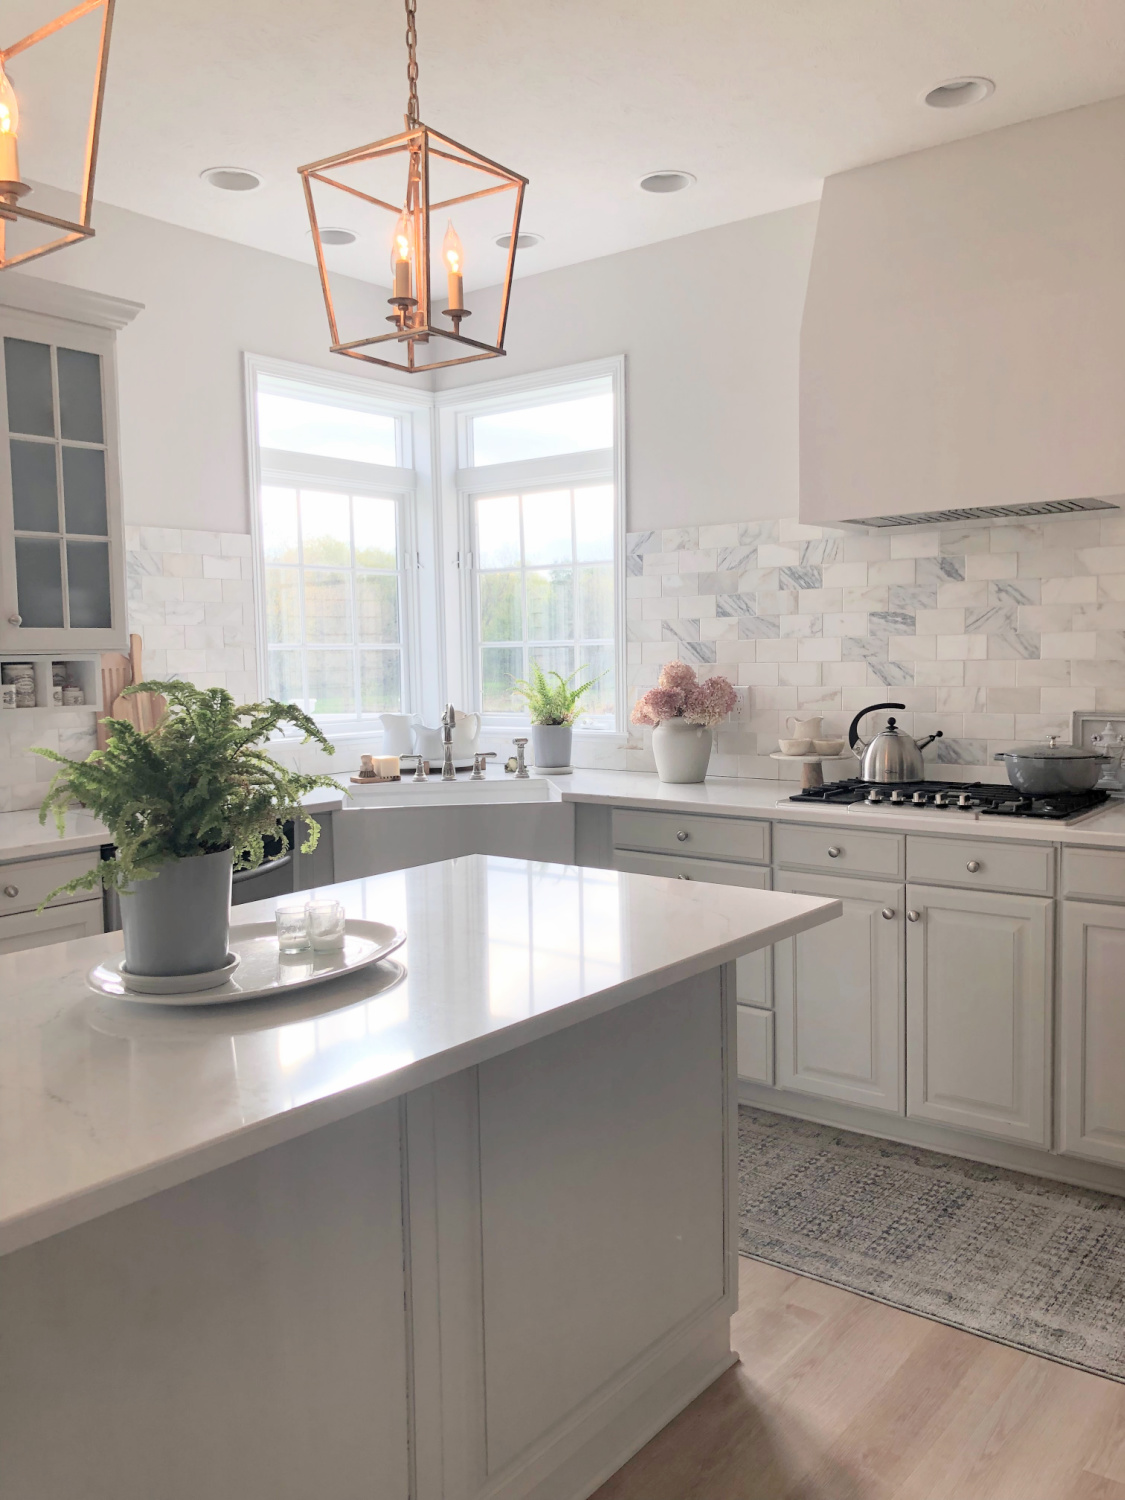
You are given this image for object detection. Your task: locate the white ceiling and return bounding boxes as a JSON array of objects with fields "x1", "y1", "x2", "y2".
[{"x1": 9, "y1": 0, "x2": 1125, "y2": 286}]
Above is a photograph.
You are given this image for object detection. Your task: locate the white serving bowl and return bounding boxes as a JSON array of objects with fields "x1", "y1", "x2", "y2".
[
  {"x1": 814, "y1": 739, "x2": 846, "y2": 756},
  {"x1": 779, "y1": 737, "x2": 813, "y2": 755}
]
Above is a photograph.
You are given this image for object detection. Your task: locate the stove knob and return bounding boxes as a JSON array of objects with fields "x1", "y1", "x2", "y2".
[
  {"x1": 933, "y1": 792, "x2": 948, "y2": 807},
  {"x1": 867, "y1": 790, "x2": 884, "y2": 803},
  {"x1": 958, "y1": 793, "x2": 974, "y2": 809},
  {"x1": 912, "y1": 791, "x2": 926, "y2": 805},
  {"x1": 890, "y1": 790, "x2": 904, "y2": 804}
]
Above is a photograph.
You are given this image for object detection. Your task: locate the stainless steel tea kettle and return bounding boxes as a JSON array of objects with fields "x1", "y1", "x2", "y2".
[{"x1": 848, "y1": 701, "x2": 943, "y2": 783}]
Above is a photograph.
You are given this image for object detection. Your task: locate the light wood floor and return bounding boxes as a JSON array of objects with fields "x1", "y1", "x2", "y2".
[{"x1": 592, "y1": 1256, "x2": 1125, "y2": 1500}]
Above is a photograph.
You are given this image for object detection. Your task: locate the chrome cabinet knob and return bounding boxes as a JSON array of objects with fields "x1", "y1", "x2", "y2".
[
  {"x1": 676, "y1": 830, "x2": 689, "y2": 842},
  {"x1": 966, "y1": 860, "x2": 981, "y2": 873},
  {"x1": 6, "y1": 614, "x2": 20, "y2": 626},
  {"x1": 828, "y1": 846, "x2": 841, "y2": 858},
  {"x1": 3, "y1": 885, "x2": 18, "y2": 898},
  {"x1": 881, "y1": 908, "x2": 895, "y2": 920},
  {"x1": 677, "y1": 873, "x2": 691, "y2": 880},
  {"x1": 907, "y1": 909, "x2": 921, "y2": 923}
]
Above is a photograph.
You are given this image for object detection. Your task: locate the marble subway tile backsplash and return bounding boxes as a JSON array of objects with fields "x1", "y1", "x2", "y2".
[{"x1": 625, "y1": 512, "x2": 1125, "y2": 782}]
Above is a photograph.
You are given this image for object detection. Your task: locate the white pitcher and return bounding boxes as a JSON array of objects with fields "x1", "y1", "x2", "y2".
[
  {"x1": 411, "y1": 710, "x2": 481, "y2": 761},
  {"x1": 786, "y1": 715, "x2": 823, "y2": 740},
  {"x1": 378, "y1": 714, "x2": 415, "y2": 756}
]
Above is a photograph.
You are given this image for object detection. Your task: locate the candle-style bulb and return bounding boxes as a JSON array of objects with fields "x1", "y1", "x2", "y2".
[
  {"x1": 0, "y1": 62, "x2": 22, "y2": 186},
  {"x1": 390, "y1": 210, "x2": 413, "y2": 300},
  {"x1": 443, "y1": 219, "x2": 464, "y2": 312}
]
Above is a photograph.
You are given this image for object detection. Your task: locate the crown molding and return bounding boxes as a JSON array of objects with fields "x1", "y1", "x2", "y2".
[{"x1": 0, "y1": 272, "x2": 144, "y2": 331}]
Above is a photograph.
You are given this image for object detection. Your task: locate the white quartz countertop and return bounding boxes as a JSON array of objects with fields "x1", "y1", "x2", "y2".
[{"x1": 0, "y1": 854, "x2": 838, "y2": 1256}]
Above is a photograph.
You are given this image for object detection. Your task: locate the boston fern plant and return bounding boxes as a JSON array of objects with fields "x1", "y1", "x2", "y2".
[
  {"x1": 510, "y1": 662, "x2": 602, "y2": 726},
  {"x1": 34, "y1": 681, "x2": 342, "y2": 900}
]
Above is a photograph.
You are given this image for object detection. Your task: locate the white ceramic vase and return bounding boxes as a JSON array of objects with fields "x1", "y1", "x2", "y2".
[{"x1": 652, "y1": 717, "x2": 712, "y2": 783}]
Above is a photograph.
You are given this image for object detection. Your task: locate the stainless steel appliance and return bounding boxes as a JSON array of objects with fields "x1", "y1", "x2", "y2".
[{"x1": 789, "y1": 778, "x2": 1112, "y2": 821}]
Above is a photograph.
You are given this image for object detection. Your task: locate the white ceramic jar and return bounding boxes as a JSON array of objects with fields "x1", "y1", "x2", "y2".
[{"x1": 651, "y1": 717, "x2": 713, "y2": 783}]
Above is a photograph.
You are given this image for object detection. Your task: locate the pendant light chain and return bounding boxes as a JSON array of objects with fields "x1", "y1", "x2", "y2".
[{"x1": 404, "y1": 0, "x2": 420, "y2": 127}]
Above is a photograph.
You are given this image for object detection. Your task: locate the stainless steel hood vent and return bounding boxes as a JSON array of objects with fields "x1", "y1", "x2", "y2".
[{"x1": 853, "y1": 497, "x2": 1120, "y2": 529}]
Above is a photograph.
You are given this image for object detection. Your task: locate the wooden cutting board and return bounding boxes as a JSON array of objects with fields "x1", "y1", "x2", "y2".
[
  {"x1": 105, "y1": 635, "x2": 166, "y2": 739},
  {"x1": 96, "y1": 650, "x2": 133, "y2": 751}
]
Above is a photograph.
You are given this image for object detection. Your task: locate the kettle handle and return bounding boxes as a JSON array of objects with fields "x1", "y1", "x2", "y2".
[{"x1": 847, "y1": 701, "x2": 906, "y2": 752}]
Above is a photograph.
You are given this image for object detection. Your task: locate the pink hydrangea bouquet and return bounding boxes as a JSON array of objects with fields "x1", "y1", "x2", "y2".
[{"x1": 631, "y1": 661, "x2": 737, "y2": 729}]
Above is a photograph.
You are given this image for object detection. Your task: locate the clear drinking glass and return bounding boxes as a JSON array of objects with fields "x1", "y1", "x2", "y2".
[
  {"x1": 275, "y1": 903, "x2": 310, "y2": 953},
  {"x1": 307, "y1": 899, "x2": 347, "y2": 953}
]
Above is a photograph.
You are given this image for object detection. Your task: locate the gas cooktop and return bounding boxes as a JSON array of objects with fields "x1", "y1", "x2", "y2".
[{"x1": 789, "y1": 778, "x2": 1113, "y2": 821}]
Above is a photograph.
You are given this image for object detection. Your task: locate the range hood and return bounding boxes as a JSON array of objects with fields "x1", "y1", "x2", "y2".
[{"x1": 800, "y1": 96, "x2": 1125, "y2": 527}]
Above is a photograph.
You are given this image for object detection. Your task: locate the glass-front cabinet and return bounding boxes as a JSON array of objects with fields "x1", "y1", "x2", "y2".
[{"x1": 0, "y1": 306, "x2": 126, "y2": 651}]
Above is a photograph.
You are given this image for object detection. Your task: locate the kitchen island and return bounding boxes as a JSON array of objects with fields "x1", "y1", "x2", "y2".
[{"x1": 0, "y1": 854, "x2": 838, "y2": 1500}]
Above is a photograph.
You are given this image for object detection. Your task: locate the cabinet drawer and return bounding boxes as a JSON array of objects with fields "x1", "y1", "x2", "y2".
[
  {"x1": 0, "y1": 851, "x2": 102, "y2": 915},
  {"x1": 1062, "y1": 848, "x2": 1125, "y2": 903},
  {"x1": 612, "y1": 851, "x2": 768, "y2": 890},
  {"x1": 611, "y1": 808, "x2": 768, "y2": 864},
  {"x1": 907, "y1": 835, "x2": 1054, "y2": 896},
  {"x1": 0, "y1": 899, "x2": 103, "y2": 955},
  {"x1": 774, "y1": 822, "x2": 904, "y2": 879},
  {"x1": 736, "y1": 1006, "x2": 774, "y2": 1085}
]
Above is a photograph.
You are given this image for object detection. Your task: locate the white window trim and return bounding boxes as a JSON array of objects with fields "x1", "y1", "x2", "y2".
[
  {"x1": 243, "y1": 353, "x2": 441, "y2": 736},
  {"x1": 433, "y1": 355, "x2": 627, "y2": 735}
]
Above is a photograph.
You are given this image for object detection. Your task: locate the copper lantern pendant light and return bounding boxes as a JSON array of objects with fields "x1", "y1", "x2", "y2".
[
  {"x1": 298, "y1": 0, "x2": 528, "y2": 374},
  {"x1": 0, "y1": 0, "x2": 115, "y2": 271}
]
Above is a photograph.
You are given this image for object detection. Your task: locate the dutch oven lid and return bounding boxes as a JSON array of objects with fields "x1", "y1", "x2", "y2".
[{"x1": 994, "y1": 738, "x2": 1108, "y2": 761}]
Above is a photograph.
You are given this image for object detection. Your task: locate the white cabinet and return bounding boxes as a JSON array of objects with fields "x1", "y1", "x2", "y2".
[
  {"x1": 905, "y1": 884, "x2": 1052, "y2": 1146},
  {"x1": 1060, "y1": 899, "x2": 1125, "y2": 1167},
  {"x1": 773, "y1": 870, "x2": 905, "y2": 1113},
  {"x1": 0, "y1": 302, "x2": 128, "y2": 652},
  {"x1": 0, "y1": 900, "x2": 103, "y2": 955}
]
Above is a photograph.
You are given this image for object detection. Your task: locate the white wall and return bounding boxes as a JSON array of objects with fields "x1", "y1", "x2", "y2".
[
  {"x1": 437, "y1": 203, "x2": 819, "y2": 533},
  {"x1": 20, "y1": 187, "x2": 409, "y2": 535}
]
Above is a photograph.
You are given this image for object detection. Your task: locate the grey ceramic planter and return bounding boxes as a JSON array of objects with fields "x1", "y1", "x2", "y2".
[
  {"x1": 531, "y1": 723, "x2": 573, "y2": 769},
  {"x1": 119, "y1": 847, "x2": 233, "y2": 976}
]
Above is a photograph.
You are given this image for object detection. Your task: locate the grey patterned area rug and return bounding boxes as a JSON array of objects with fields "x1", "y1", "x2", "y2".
[{"x1": 738, "y1": 1106, "x2": 1125, "y2": 1383}]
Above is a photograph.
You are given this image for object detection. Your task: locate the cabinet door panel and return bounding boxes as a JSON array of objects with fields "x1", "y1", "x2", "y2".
[
  {"x1": 906, "y1": 885, "x2": 1051, "y2": 1146},
  {"x1": 1060, "y1": 900, "x2": 1125, "y2": 1166},
  {"x1": 773, "y1": 870, "x2": 904, "y2": 1112},
  {"x1": 0, "y1": 900, "x2": 103, "y2": 956}
]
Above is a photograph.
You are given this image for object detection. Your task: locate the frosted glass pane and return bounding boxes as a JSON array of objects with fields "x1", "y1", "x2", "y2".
[
  {"x1": 529, "y1": 644, "x2": 573, "y2": 682},
  {"x1": 574, "y1": 485, "x2": 614, "y2": 562},
  {"x1": 266, "y1": 567, "x2": 301, "y2": 643},
  {"x1": 526, "y1": 568, "x2": 573, "y2": 641},
  {"x1": 303, "y1": 568, "x2": 352, "y2": 643},
  {"x1": 10, "y1": 440, "x2": 58, "y2": 532},
  {"x1": 62, "y1": 446, "x2": 108, "y2": 535},
  {"x1": 57, "y1": 347, "x2": 104, "y2": 443},
  {"x1": 360, "y1": 650, "x2": 402, "y2": 712},
  {"x1": 471, "y1": 392, "x2": 613, "y2": 466},
  {"x1": 15, "y1": 538, "x2": 63, "y2": 626},
  {"x1": 576, "y1": 643, "x2": 614, "y2": 718},
  {"x1": 522, "y1": 491, "x2": 572, "y2": 566},
  {"x1": 479, "y1": 571, "x2": 521, "y2": 641},
  {"x1": 354, "y1": 496, "x2": 396, "y2": 568},
  {"x1": 268, "y1": 649, "x2": 303, "y2": 705},
  {"x1": 5, "y1": 338, "x2": 54, "y2": 437},
  {"x1": 357, "y1": 573, "x2": 399, "y2": 643},
  {"x1": 482, "y1": 646, "x2": 522, "y2": 712},
  {"x1": 66, "y1": 540, "x2": 112, "y2": 627},
  {"x1": 301, "y1": 490, "x2": 351, "y2": 566},
  {"x1": 305, "y1": 651, "x2": 355, "y2": 716},
  {"x1": 257, "y1": 392, "x2": 396, "y2": 465},
  {"x1": 578, "y1": 563, "x2": 614, "y2": 639},
  {"x1": 261, "y1": 487, "x2": 298, "y2": 563},
  {"x1": 475, "y1": 494, "x2": 520, "y2": 569}
]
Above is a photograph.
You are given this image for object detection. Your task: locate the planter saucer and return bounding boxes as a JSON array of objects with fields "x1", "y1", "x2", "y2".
[
  {"x1": 530, "y1": 765, "x2": 573, "y2": 775},
  {"x1": 86, "y1": 919, "x2": 405, "y2": 1007},
  {"x1": 108, "y1": 952, "x2": 241, "y2": 996}
]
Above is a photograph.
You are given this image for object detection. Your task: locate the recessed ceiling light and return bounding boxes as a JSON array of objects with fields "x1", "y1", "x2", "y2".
[
  {"x1": 923, "y1": 77, "x2": 995, "y2": 109},
  {"x1": 317, "y1": 227, "x2": 357, "y2": 246},
  {"x1": 639, "y1": 170, "x2": 696, "y2": 194},
  {"x1": 495, "y1": 231, "x2": 542, "y2": 250},
  {"x1": 200, "y1": 166, "x2": 263, "y2": 192}
]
